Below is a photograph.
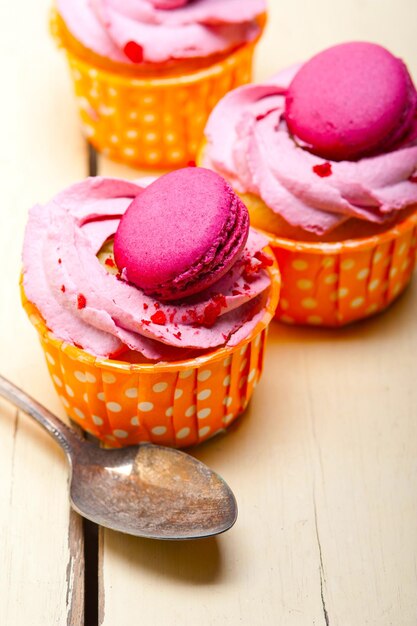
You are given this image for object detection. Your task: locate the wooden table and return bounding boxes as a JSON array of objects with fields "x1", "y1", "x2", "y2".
[{"x1": 2, "y1": 2, "x2": 417, "y2": 624}]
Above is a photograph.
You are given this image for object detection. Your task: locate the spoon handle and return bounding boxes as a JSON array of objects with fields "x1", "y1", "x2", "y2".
[{"x1": 0, "y1": 374, "x2": 83, "y2": 458}]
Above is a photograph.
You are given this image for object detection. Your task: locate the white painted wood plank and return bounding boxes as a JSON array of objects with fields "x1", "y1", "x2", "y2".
[
  {"x1": 100, "y1": 275, "x2": 417, "y2": 626},
  {"x1": 0, "y1": 0, "x2": 86, "y2": 624},
  {"x1": 256, "y1": 0, "x2": 417, "y2": 81},
  {"x1": 99, "y1": 2, "x2": 417, "y2": 625}
]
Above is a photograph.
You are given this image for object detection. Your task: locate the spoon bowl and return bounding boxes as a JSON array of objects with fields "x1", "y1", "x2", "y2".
[
  {"x1": 70, "y1": 441, "x2": 237, "y2": 539},
  {"x1": 0, "y1": 375, "x2": 237, "y2": 540}
]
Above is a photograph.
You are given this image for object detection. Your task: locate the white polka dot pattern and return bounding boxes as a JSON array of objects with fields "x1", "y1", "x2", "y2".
[
  {"x1": 65, "y1": 385, "x2": 74, "y2": 398},
  {"x1": 153, "y1": 382, "x2": 168, "y2": 393},
  {"x1": 199, "y1": 426, "x2": 211, "y2": 439},
  {"x1": 46, "y1": 353, "x2": 55, "y2": 365},
  {"x1": 125, "y1": 388, "x2": 138, "y2": 398},
  {"x1": 138, "y1": 402, "x2": 154, "y2": 412},
  {"x1": 151, "y1": 426, "x2": 167, "y2": 436},
  {"x1": 60, "y1": 396, "x2": 70, "y2": 409},
  {"x1": 197, "y1": 370, "x2": 212, "y2": 382},
  {"x1": 179, "y1": 369, "x2": 193, "y2": 379},
  {"x1": 102, "y1": 373, "x2": 116, "y2": 384},
  {"x1": 24, "y1": 279, "x2": 271, "y2": 448},
  {"x1": 176, "y1": 427, "x2": 191, "y2": 440},
  {"x1": 107, "y1": 402, "x2": 122, "y2": 413},
  {"x1": 113, "y1": 429, "x2": 128, "y2": 439},
  {"x1": 273, "y1": 218, "x2": 417, "y2": 327},
  {"x1": 63, "y1": 35, "x2": 257, "y2": 169}
]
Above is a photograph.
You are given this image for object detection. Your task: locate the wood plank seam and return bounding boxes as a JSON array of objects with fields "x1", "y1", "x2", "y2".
[
  {"x1": 67, "y1": 510, "x2": 85, "y2": 626},
  {"x1": 314, "y1": 497, "x2": 330, "y2": 626}
]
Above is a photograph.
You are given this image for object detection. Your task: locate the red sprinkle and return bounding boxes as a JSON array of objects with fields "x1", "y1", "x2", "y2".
[
  {"x1": 409, "y1": 174, "x2": 417, "y2": 183},
  {"x1": 313, "y1": 162, "x2": 332, "y2": 177},
  {"x1": 198, "y1": 294, "x2": 226, "y2": 328},
  {"x1": 232, "y1": 290, "x2": 242, "y2": 296},
  {"x1": 60, "y1": 285, "x2": 66, "y2": 293},
  {"x1": 255, "y1": 250, "x2": 274, "y2": 268},
  {"x1": 200, "y1": 304, "x2": 221, "y2": 327},
  {"x1": 154, "y1": 302, "x2": 160, "y2": 309},
  {"x1": 151, "y1": 310, "x2": 167, "y2": 325},
  {"x1": 58, "y1": 258, "x2": 62, "y2": 264},
  {"x1": 105, "y1": 257, "x2": 115, "y2": 268},
  {"x1": 143, "y1": 303, "x2": 149, "y2": 310},
  {"x1": 187, "y1": 309, "x2": 198, "y2": 322},
  {"x1": 141, "y1": 319, "x2": 151, "y2": 326},
  {"x1": 109, "y1": 345, "x2": 129, "y2": 359},
  {"x1": 243, "y1": 258, "x2": 258, "y2": 277},
  {"x1": 123, "y1": 41, "x2": 144, "y2": 63},
  {"x1": 187, "y1": 160, "x2": 196, "y2": 167},
  {"x1": 255, "y1": 108, "x2": 275, "y2": 122},
  {"x1": 214, "y1": 294, "x2": 226, "y2": 308},
  {"x1": 77, "y1": 294, "x2": 87, "y2": 309},
  {"x1": 173, "y1": 331, "x2": 182, "y2": 340}
]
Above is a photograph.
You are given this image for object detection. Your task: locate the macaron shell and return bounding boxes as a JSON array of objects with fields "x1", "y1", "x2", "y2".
[
  {"x1": 285, "y1": 41, "x2": 417, "y2": 161},
  {"x1": 114, "y1": 167, "x2": 249, "y2": 300},
  {"x1": 151, "y1": 0, "x2": 189, "y2": 7}
]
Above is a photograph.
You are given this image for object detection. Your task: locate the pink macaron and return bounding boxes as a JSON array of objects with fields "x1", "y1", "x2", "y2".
[
  {"x1": 114, "y1": 167, "x2": 250, "y2": 301},
  {"x1": 151, "y1": 0, "x2": 189, "y2": 7},
  {"x1": 285, "y1": 41, "x2": 417, "y2": 161}
]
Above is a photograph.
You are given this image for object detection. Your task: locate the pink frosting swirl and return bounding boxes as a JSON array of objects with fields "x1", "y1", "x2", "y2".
[
  {"x1": 202, "y1": 66, "x2": 417, "y2": 235},
  {"x1": 22, "y1": 178, "x2": 272, "y2": 360},
  {"x1": 57, "y1": 0, "x2": 266, "y2": 64}
]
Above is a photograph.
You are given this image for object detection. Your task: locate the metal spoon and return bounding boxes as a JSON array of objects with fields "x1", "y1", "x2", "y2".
[{"x1": 0, "y1": 374, "x2": 237, "y2": 540}]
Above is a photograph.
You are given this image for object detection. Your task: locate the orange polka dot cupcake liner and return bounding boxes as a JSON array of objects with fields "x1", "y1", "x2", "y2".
[
  {"x1": 20, "y1": 261, "x2": 280, "y2": 448},
  {"x1": 51, "y1": 14, "x2": 257, "y2": 169},
  {"x1": 265, "y1": 212, "x2": 417, "y2": 327}
]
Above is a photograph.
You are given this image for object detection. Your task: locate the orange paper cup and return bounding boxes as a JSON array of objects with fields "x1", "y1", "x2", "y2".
[
  {"x1": 264, "y1": 212, "x2": 417, "y2": 327},
  {"x1": 21, "y1": 260, "x2": 280, "y2": 448},
  {"x1": 51, "y1": 11, "x2": 258, "y2": 169}
]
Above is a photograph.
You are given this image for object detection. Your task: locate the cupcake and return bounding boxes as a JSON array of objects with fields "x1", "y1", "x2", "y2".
[
  {"x1": 21, "y1": 168, "x2": 279, "y2": 447},
  {"x1": 51, "y1": 0, "x2": 267, "y2": 169},
  {"x1": 201, "y1": 42, "x2": 417, "y2": 326}
]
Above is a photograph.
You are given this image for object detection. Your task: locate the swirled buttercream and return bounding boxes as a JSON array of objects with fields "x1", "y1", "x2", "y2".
[
  {"x1": 56, "y1": 0, "x2": 266, "y2": 64},
  {"x1": 22, "y1": 177, "x2": 272, "y2": 360},
  {"x1": 203, "y1": 66, "x2": 417, "y2": 235}
]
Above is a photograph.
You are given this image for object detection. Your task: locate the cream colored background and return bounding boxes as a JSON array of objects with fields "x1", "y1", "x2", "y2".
[{"x1": 1, "y1": 1, "x2": 417, "y2": 624}]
